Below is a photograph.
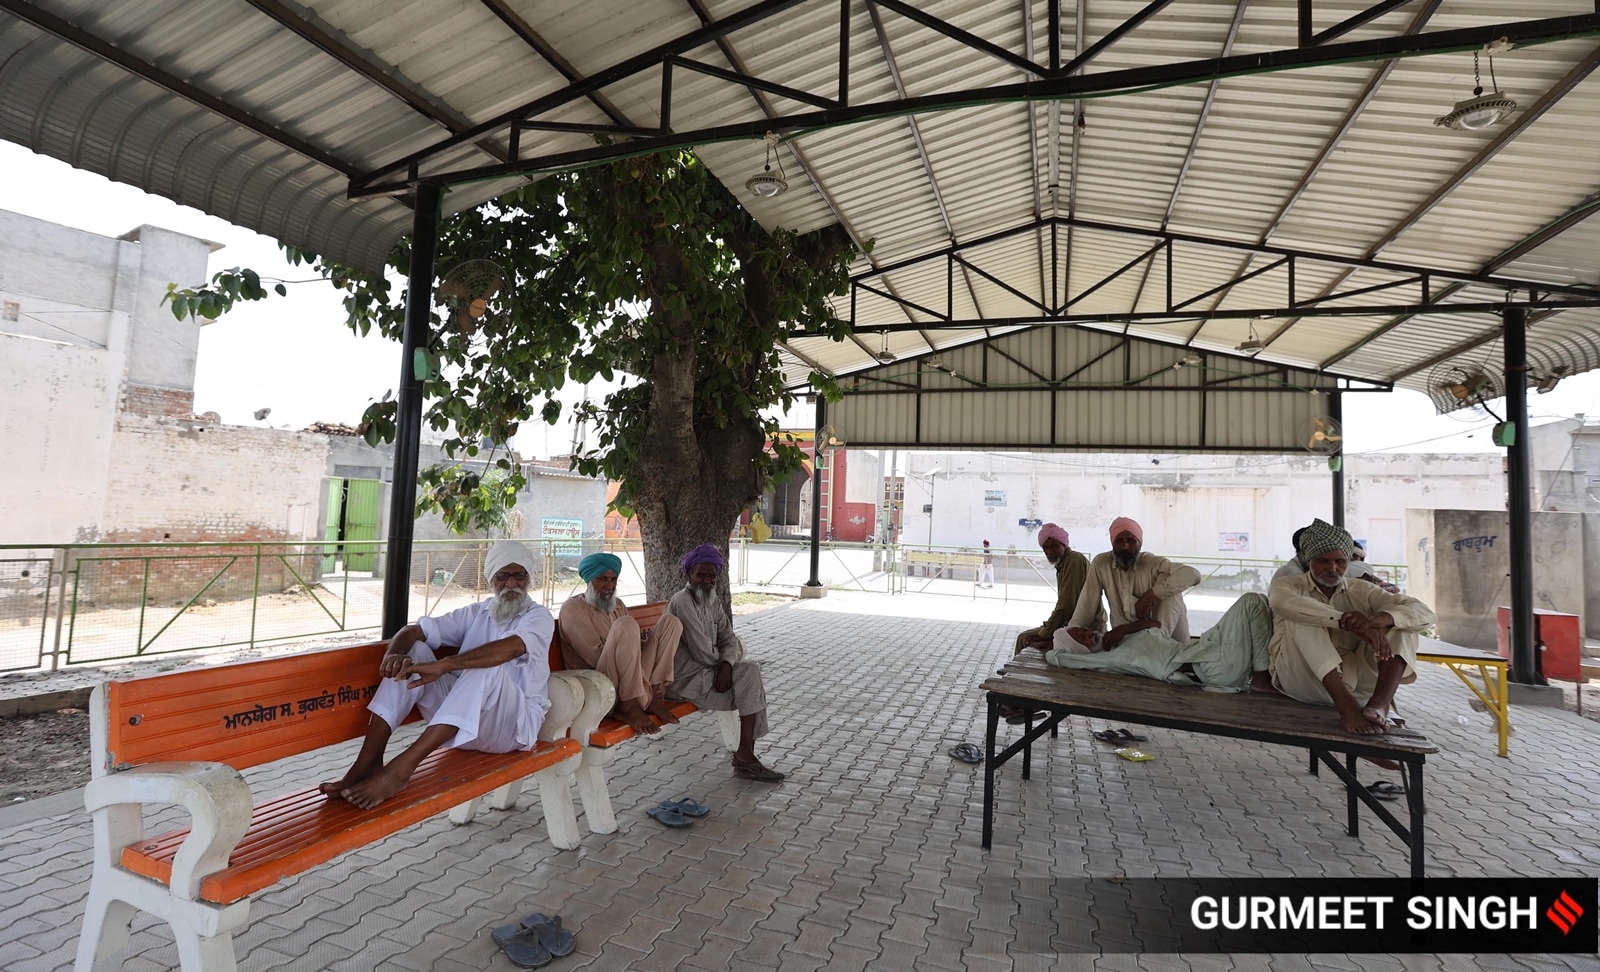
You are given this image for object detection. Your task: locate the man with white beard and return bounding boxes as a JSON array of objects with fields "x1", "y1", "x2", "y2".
[
  {"x1": 663, "y1": 543, "x2": 785, "y2": 782},
  {"x1": 1268, "y1": 519, "x2": 1435, "y2": 735},
  {"x1": 319, "y1": 540, "x2": 554, "y2": 809},
  {"x1": 557, "y1": 551, "x2": 684, "y2": 735}
]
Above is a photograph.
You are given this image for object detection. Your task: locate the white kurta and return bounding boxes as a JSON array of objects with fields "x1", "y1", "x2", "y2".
[
  {"x1": 1267, "y1": 571, "x2": 1434, "y2": 706},
  {"x1": 1066, "y1": 551, "x2": 1202, "y2": 642},
  {"x1": 367, "y1": 598, "x2": 554, "y2": 753}
]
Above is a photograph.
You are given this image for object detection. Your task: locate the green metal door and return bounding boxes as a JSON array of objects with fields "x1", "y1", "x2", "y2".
[
  {"x1": 343, "y1": 479, "x2": 381, "y2": 571},
  {"x1": 322, "y1": 478, "x2": 342, "y2": 573}
]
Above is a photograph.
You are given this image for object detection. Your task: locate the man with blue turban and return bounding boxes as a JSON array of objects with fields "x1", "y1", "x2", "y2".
[
  {"x1": 1268, "y1": 519, "x2": 1435, "y2": 735},
  {"x1": 663, "y1": 543, "x2": 785, "y2": 782},
  {"x1": 558, "y1": 551, "x2": 684, "y2": 735}
]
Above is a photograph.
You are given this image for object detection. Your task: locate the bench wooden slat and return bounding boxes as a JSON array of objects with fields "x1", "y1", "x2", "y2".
[{"x1": 120, "y1": 738, "x2": 581, "y2": 904}]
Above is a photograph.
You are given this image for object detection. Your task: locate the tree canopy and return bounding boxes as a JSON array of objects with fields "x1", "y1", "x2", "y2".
[{"x1": 176, "y1": 150, "x2": 856, "y2": 598}]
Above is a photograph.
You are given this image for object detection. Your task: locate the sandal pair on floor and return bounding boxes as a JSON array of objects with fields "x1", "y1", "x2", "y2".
[
  {"x1": 646, "y1": 797, "x2": 710, "y2": 828},
  {"x1": 491, "y1": 913, "x2": 575, "y2": 968},
  {"x1": 948, "y1": 742, "x2": 983, "y2": 764},
  {"x1": 1092, "y1": 728, "x2": 1148, "y2": 743}
]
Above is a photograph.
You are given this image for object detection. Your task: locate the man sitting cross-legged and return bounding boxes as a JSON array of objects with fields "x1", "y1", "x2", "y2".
[
  {"x1": 663, "y1": 543, "x2": 786, "y2": 783},
  {"x1": 320, "y1": 539, "x2": 554, "y2": 809},
  {"x1": 558, "y1": 552, "x2": 684, "y2": 735},
  {"x1": 1267, "y1": 519, "x2": 1436, "y2": 735}
]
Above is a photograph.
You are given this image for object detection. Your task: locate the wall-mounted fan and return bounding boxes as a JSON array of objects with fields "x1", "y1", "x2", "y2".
[
  {"x1": 1426, "y1": 362, "x2": 1505, "y2": 420},
  {"x1": 416, "y1": 259, "x2": 506, "y2": 380},
  {"x1": 1297, "y1": 415, "x2": 1343, "y2": 454},
  {"x1": 817, "y1": 423, "x2": 846, "y2": 453}
]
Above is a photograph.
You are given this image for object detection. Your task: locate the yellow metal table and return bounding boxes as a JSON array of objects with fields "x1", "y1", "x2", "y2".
[{"x1": 1418, "y1": 638, "x2": 1509, "y2": 757}]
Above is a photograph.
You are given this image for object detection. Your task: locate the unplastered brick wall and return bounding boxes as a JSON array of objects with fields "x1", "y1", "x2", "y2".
[
  {"x1": 122, "y1": 383, "x2": 196, "y2": 418},
  {"x1": 87, "y1": 417, "x2": 331, "y2": 605}
]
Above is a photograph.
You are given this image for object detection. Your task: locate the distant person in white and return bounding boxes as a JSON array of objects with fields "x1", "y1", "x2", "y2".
[{"x1": 319, "y1": 540, "x2": 554, "y2": 809}]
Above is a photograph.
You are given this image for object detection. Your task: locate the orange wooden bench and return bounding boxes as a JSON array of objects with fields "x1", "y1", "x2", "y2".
[
  {"x1": 550, "y1": 601, "x2": 739, "y2": 834},
  {"x1": 76, "y1": 642, "x2": 589, "y2": 972}
]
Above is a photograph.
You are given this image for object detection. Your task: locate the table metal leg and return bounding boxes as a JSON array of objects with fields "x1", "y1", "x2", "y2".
[
  {"x1": 982, "y1": 694, "x2": 998, "y2": 849},
  {"x1": 1407, "y1": 760, "x2": 1426, "y2": 881},
  {"x1": 1346, "y1": 752, "x2": 1359, "y2": 837}
]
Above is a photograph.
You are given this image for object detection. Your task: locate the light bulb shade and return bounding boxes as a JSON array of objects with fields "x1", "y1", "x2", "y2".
[
  {"x1": 745, "y1": 173, "x2": 788, "y2": 197},
  {"x1": 1434, "y1": 92, "x2": 1517, "y2": 130},
  {"x1": 873, "y1": 350, "x2": 897, "y2": 364}
]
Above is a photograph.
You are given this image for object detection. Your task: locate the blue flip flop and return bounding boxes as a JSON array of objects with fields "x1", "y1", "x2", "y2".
[
  {"x1": 492, "y1": 913, "x2": 574, "y2": 962},
  {"x1": 947, "y1": 743, "x2": 982, "y2": 764},
  {"x1": 646, "y1": 805, "x2": 693, "y2": 828},
  {"x1": 660, "y1": 798, "x2": 710, "y2": 817}
]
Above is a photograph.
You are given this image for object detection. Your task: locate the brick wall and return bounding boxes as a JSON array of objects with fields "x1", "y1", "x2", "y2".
[
  {"x1": 82, "y1": 417, "x2": 331, "y2": 605},
  {"x1": 122, "y1": 383, "x2": 195, "y2": 418}
]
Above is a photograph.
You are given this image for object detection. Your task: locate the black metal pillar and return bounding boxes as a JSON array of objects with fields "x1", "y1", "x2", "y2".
[
  {"x1": 805, "y1": 396, "x2": 825, "y2": 588},
  {"x1": 1503, "y1": 305, "x2": 1539, "y2": 684},
  {"x1": 381, "y1": 182, "x2": 443, "y2": 637},
  {"x1": 1329, "y1": 391, "x2": 1345, "y2": 528}
]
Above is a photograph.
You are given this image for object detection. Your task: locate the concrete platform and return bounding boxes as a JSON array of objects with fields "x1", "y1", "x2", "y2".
[{"x1": 2, "y1": 591, "x2": 1597, "y2": 971}]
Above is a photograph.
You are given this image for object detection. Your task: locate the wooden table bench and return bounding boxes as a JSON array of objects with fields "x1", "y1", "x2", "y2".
[
  {"x1": 77, "y1": 642, "x2": 588, "y2": 972},
  {"x1": 1417, "y1": 637, "x2": 1510, "y2": 756},
  {"x1": 981, "y1": 654, "x2": 1439, "y2": 880},
  {"x1": 551, "y1": 602, "x2": 739, "y2": 835}
]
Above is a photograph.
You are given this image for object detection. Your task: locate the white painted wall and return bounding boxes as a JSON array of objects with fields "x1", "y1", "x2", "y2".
[{"x1": 899, "y1": 451, "x2": 1506, "y2": 565}]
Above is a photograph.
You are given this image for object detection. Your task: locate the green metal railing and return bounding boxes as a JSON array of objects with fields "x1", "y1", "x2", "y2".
[{"x1": 0, "y1": 540, "x2": 1405, "y2": 673}]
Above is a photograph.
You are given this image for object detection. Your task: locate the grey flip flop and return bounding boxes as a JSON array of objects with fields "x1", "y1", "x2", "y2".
[
  {"x1": 646, "y1": 805, "x2": 693, "y2": 828},
  {"x1": 661, "y1": 798, "x2": 710, "y2": 817}
]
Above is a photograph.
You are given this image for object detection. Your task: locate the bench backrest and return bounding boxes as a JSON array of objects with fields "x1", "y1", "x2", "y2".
[
  {"x1": 101, "y1": 643, "x2": 390, "y2": 774},
  {"x1": 549, "y1": 601, "x2": 667, "y2": 672}
]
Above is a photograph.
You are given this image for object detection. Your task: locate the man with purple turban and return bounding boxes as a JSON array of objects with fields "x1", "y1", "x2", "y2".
[
  {"x1": 1013, "y1": 524, "x2": 1104, "y2": 654},
  {"x1": 559, "y1": 551, "x2": 684, "y2": 735},
  {"x1": 1064, "y1": 517, "x2": 1201, "y2": 651},
  {"x1": 663, "y1": 543, "x2": 785, "y2": 782},
  {"x1": 319, "y1": 540, "x2": 554, "y2": 809}
]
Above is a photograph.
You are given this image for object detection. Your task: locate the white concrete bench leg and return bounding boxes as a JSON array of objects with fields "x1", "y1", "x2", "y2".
[
  {"x1": 449, "y1": 672, "x2": 586, "y2": 834},
  {"x1": 75, "y1": 886, "x2": 136, "y2": 972},
  {"x1": 574, "y1": 746, "x2": 619, "y2": 835}
]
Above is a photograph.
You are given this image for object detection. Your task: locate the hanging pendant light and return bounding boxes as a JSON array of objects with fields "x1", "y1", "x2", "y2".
[
  {"x1": 873, "y1": 330, "x2": 896, "y2": 364},
  {"x1": 745, "y1": 132, "x2": 789, "y2": 198},
  {"x1": 1435, "y1": 47, "x2": 1517, "y2": 131}
]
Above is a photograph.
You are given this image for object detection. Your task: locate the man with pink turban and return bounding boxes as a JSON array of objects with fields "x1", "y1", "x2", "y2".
[
  {"x1": 663, "y1": 543, "x2": 785, "y2": 782},
  {"x1": 1012, "y1": 524, "x2": 1104, "y2": 654},
  {"x1": 1064, "y1": 517, "x2": 1201, "y2": 651}
]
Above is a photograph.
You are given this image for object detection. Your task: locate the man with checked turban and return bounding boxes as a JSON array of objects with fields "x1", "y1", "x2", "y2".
[{"x1": 1268, "y1": 518, "x2": 1435, "y2": 735}]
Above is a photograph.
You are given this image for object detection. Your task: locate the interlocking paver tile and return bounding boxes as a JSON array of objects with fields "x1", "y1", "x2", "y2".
[{"x1": 7, "y1": 594, "x2": 1600, "y2": 972}]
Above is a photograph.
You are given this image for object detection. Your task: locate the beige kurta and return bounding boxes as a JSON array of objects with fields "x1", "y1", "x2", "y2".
[
  {"x1": 663, "y1": 586, "x2": 768, "y2": 736},
  {"x1": 1067, "y1": 551, "x2": 1202, "y2": 642},
  {"x1": 557, "y1": 595, "x2": 681, "y2": 708},
  {"x1": 1267, "y1": 571, "x2": 1435, "y2": 706}
]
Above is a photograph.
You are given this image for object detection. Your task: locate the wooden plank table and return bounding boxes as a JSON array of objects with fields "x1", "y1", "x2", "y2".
[
  {"x1": 1417, "y1": 637, "x2": 1509, "y2": 756},
  {"x1": 981, "y1": 654, "x2": 1440, "y2": 880}
]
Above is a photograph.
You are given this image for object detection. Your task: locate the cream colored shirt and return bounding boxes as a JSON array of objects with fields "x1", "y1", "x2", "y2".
[
  {"x1": 1067, "y1": 551, "x2": 1202, "y2": 641},
  {"x1": 556, "y1": 594, "x2": 628, "y2": 671},
  {"x1": 1267, "y1": 571, "x2": 1435, "y2": 654}
]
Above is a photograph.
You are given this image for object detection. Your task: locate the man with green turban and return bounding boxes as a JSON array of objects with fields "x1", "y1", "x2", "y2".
[
  {"x1": 558, "y1": 551, "x2": 684, "y2": 735},
  {"x1": 1268, "y1": 518, "x2": 1436, "y2": 735}
]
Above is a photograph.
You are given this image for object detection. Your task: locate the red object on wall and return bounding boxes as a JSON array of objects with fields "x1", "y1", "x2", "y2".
[{"x1": 1495, "y1": 607, "x2": 1582, "y2": 682}]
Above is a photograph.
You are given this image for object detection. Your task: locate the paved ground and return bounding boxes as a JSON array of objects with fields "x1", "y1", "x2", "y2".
[{"x1": 1, "y1": 592, "x2": 1597, "y2": 971}]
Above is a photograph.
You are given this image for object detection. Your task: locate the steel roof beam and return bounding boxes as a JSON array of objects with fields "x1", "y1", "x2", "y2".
[
  {"x1": 475, "y1": 0, "x2": 634, "y2": 128},
  {"x1": 1307, "y1": 0, "x2": 1416, "y2": 47},
  {"x1": 351, "y1": 12, "x2": 1600, "y2": 196},
  {"x1": 870, "y1": 0, "x2": 1047, "y2": 77},
  {"x1": 1058, "y1": 0, "x2": 1179, "y2": 77},
  {"x1": 1261, "y1": 42, "x2": 1600, "y2": 351},
  {"x1": 0, "y1": 0, "x2": 357, "y2": 177}
]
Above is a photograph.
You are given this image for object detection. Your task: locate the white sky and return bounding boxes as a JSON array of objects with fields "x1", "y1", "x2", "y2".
[{"x1": 3, "y1": 139, "x2": 1597, "y2": 459}]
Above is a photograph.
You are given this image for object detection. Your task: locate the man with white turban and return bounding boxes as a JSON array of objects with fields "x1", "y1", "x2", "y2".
[
  {"x1": 1268, "y1": 519, "x2": 1435, "y2": 735},
  {"x1": 558, "y1": 551, "x2": 684, "y2": 735},
  {"x1": 1064, "y1": 517, "x2": 1201, "y2": 651},
  {"x1": 1013, "y1": 523, "x2": 1104, "y2": 654},
  {"x1": 320, "y1": 540, "x2": 555, "y2": 809},
  {"x1": 663, "y1": 543, "x2": 785, "y2": 782}
]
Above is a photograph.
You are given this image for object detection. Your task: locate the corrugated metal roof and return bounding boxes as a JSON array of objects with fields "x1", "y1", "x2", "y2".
[{"x1": 4, "y1": 0, "x2": 1598, "y2": 434}]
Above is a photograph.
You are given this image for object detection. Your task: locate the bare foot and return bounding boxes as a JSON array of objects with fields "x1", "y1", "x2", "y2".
[
  {"x1": 318, "y1": 769, "x2": 374, "y2": 797},
  {"x1": 617, "y1": 700, "x2": 661, "y2": 735},
  {"x1": 1362, "y1": 702, "x2": 1394, "y2": 730},
  {"x1": 338, "y1": 765, "x2": 410, "y2": 809},
  {"x1": 1249, "y1": 672, "x2": 1281, "y2": 695},
  {"x1": 1334, "y1": 696, "x2": 1386, "y2": 735},
  {"x1": 645, "y1": 697, "x2": 680, "y2": 726}
]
